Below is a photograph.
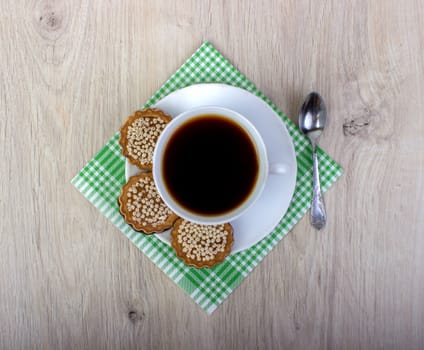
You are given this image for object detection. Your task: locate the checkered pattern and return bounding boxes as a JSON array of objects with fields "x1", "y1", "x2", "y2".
[{"x1": 72, "y1": 42, "x2": 343, "y2": 314}]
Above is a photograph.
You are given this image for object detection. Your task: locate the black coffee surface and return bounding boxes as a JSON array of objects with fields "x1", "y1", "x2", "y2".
[{"x1": 163, "y1": 114, "x2": 259, "y2": 215}]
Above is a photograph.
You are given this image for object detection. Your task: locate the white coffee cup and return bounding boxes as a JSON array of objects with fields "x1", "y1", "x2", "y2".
[{"x1": 153, "y1": 106, "x2": 270, "y2": 225}]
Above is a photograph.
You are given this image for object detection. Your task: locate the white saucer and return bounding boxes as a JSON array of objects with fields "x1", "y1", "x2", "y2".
[{"x1": 126, "y1": 84, "x2": 297, "y2": 253}]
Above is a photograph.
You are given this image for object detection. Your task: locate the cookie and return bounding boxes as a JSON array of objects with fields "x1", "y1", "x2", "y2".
[
  {"x1": 170, "y1": 219, "x2": 234, "y2": 268},
  {"x1": 119, "y1": 108, "x2": 171, "y2": 170},
  {"x1": 118, "y1": 173, "x2": 178, "y2": 234}
]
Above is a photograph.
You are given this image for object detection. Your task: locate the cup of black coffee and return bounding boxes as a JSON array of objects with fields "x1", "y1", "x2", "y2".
[{"x1": 153, "y1": 106, "x2": 269, "y2": 224}]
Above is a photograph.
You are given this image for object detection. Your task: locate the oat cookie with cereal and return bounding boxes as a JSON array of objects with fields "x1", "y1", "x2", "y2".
[
  {"x1": 119, "y1": 108, "x2": 171, "y2": 170},
  {"x1": 118, "y1": 173, "x2": 179, "y2": 234},
  {"x1": 170, "y1": 219, "x2": 234, "y2": 268}
]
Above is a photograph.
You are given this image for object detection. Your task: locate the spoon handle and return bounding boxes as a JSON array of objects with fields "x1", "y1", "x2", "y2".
[{"x1": 311, "y1": 146, "x2": 326, "y2": 230}]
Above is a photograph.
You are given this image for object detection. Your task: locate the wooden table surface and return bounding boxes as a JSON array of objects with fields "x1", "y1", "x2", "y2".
[{"x1": 1, "y1": 0, "x2": 423, "y2": 349}]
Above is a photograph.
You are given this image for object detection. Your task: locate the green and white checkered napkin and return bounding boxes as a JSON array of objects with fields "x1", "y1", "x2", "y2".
[{"x1": 72, "y1": 42, "x2": 343, "y2": 314}]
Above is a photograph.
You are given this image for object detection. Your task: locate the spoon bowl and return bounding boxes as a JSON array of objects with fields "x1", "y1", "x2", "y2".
[{"x1": 299, "y1": 92, "x2": 327, "y2": 145}]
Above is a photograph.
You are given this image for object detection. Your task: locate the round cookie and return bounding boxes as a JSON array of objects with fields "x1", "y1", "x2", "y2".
[
  {"x1": 119, "y1": 173, "x2": 178, "y2": 234},
  {"x1": 119, "y1": 108, "x2": 171, "y2": 170},
  {"x1": 170, "y1": 219, "x2": 234, "y2": 268}
]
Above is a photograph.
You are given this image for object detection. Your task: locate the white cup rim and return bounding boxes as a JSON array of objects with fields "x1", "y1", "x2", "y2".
[{"x1": 153, "y1": 106, "x2": 268, "y2": 225}]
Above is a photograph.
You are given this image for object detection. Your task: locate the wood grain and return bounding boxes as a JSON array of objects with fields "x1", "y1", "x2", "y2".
[{"x1": 1, "y1": 0, "x2": 423, "y2": 349}]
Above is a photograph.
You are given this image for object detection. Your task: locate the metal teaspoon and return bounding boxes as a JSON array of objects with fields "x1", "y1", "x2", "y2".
[{"x1": 298, "y1": 92, "x2": 327, "y2": 230}]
